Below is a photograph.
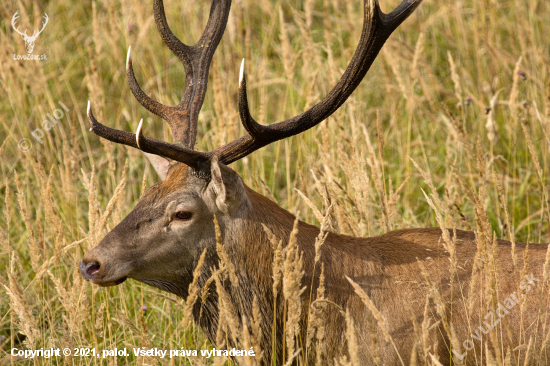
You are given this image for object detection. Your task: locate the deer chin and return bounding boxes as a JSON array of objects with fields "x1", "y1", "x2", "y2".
[
  {"x1": 95, "y1": 276, "x2": 128, "y2": 287},
  {"x1": 85, "y1": 274, "x2": 128, "y2": 287}
]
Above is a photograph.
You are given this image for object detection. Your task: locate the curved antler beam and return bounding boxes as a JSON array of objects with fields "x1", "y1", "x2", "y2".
[
  {"x1": 87, "y1": 102, "x2": 211, "y2": 169},
  {"x1": 213, "y1": 0, "x2": 423, "y2": 164}
]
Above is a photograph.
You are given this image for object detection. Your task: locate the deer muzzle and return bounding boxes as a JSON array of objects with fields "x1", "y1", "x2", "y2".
[{"x1": 79, "y1": 256, "x2": 128, "y2": 287}]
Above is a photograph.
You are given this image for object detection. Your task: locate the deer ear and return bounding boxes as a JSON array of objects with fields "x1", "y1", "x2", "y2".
[
  {"x1": 209, "y1": 157, "x2": 245, "y2": 215},
  {"x1": 142, "y1": 152, "x2": 170, "y2": 181}
]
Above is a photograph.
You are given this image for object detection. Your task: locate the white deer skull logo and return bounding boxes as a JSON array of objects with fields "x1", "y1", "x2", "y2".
[{"x1": 12, "y1": 11, "x2": 49, "y2": 54}]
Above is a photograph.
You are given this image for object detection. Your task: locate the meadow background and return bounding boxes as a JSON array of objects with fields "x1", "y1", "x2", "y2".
[{"x1": 0, "y1": 0, "x2": 548, "y2": 364}]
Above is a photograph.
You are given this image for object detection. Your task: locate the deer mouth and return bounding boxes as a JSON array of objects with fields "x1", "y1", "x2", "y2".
[{"x1": 79, "y1": 260, "x2": 128, "y2": 286}]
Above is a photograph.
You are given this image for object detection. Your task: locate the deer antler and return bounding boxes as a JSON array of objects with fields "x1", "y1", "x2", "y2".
[
  {"x1": 11, "y1": 11, "x2": 48, "y2": 39},
  {"x1": 89, "y1": 0, "x2": 422, "y2": 171},
  {"x1": 11, "y1": 11, "x2": 28, "y2": 37},
  {"x1": 90, "y1": 0, "x2": 230, "y2": 151},
  {"x1": 32, "y1": 13, "x2": 49, "y2": 39}
]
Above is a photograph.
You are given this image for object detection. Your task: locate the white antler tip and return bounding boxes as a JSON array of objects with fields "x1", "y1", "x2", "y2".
[
  {"x1": 136, "y1": 118, "x2": 143, "y2": 149},
  {"x1": 87, "y1": 100, "x2": 91, "y2": 114},
  {"x1": 239, "y1": 58, "x2": 245, "y2": 87},
  {"x1": 126, "y1": 46, "x2": 132, "y2": 69}
]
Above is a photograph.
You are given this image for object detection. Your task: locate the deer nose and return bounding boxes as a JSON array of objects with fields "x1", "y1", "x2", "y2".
[{"x1": 80, "y1": 260, "x2": 101, "y2": 281}]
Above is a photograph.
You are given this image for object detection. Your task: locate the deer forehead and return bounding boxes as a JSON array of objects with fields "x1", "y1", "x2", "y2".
[{"x1": 140, "y1": 163, "x2": 207, "y2": 205}]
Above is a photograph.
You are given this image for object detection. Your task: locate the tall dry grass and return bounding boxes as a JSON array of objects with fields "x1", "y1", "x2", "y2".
[{"x1": 1, "y1": 0, "x2": 549, "y2": 364}]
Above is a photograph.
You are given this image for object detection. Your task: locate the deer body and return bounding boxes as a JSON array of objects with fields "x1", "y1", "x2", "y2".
[
  {"x1": 192, "y1": 184, "x2": 548, "y2": 365},
  {"x1": 80, "y1": 0, "x2": 549, "y2": 364},
  {"x1": 83, "y1": 163, "x2": 548, "y2": 365}
]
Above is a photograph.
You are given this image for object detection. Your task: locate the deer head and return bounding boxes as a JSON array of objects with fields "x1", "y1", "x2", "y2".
[
  {"x1": 12, "y1": 11, "x2": 49, "y2": 54},
  {"x1": 81, "y1": 0, "x2": 421, "y2": 304}
]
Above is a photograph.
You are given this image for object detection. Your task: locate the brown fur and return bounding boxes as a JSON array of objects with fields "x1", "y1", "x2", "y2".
[{"x1": 81, "y1": 163, "x2": 550, "y2": 365}]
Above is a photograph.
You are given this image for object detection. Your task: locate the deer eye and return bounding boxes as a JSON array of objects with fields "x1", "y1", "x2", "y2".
[{"x1": 175, "y1": 211, "x2": 193, "y2": 221}]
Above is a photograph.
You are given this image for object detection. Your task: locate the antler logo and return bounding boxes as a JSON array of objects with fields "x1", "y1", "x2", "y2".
[{"x1": 12, "y1": 11, "x2": 48, "y2": 54}]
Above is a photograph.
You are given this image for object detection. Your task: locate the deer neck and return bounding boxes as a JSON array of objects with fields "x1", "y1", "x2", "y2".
[{"x1": 191, "y1": 186, "x2": 319, "y2": 349}]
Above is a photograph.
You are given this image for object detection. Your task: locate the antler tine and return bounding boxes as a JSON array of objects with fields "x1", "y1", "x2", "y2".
[
  {"x1": 238, "y1": 59, "x2": 265, "y2": 138},
  {"x1": 87, "y1": 101, "x2": 212, "y2": 169},
  {"x1": 211, "y1": 0, "x2": 423, "y2": 165},
  {"x1": 135, "y1": 118, "x2": 144, "y2": 149},
  {"x1": 125, "y1": 42, "x2": 195, "y2": 145},
  {"x1": 126, "y1": 46, "x2": 173, "y2": 124}
]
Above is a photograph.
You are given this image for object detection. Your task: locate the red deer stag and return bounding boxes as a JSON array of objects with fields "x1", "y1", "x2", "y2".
[{"x1": 81, "y1": 0, "x2": 549, "y2": 364}]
